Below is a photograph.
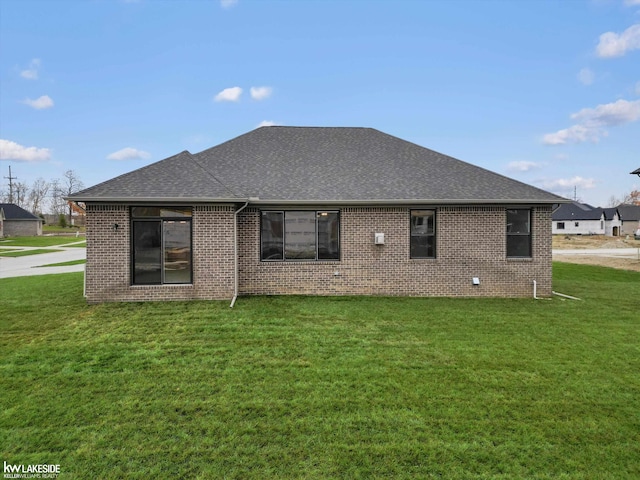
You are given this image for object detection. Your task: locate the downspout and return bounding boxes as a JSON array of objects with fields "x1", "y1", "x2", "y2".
[{"x1": 230, "y1": 199, "x2": 250, "y2": 308}]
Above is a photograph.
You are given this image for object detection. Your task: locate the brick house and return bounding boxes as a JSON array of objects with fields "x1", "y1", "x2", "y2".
[{"x1": 68, "y1": 127, "x2": 564, "y2": 304}]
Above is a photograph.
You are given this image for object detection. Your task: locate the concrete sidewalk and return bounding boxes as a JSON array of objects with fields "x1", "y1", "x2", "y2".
[
  {"x1": 0, "y1": 245, "x2": 86, "y2": 278},
  {"x1": 553, "y1": 248, "x2": 639, "y2": 258}
]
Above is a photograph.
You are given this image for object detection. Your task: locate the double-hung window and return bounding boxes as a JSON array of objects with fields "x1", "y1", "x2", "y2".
[
  {"x1": 410, "y1": 210, "x2": 436, "y2": 258},
  {"x1": 131, "y1": 207, "x2": 192, "y2": 284},
  {"x1": 506, "y1": 209, "x2": 531, "y2": 258},
  {"x1": 261, "y1": 211, "x2": 340, "y2": 261}
]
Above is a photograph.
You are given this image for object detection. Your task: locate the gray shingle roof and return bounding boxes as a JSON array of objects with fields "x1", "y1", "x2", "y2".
[
  {"x1": 69, "y1": 126, "x2": 565, "y2": 205},
  {"x1": 0, "y1": 203, "x2": 41, "y2": 220},
  {"x1": 552, "y1": 202, "x2": 605, "y2": 221},
  {"x1": 632, "y1": 168, "x2": 640, "y2": 175}
]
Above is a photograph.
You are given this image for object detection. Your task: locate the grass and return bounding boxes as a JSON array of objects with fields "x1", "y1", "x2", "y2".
[
  {"x1": 36, "y1": 259, "x2": 87, "y2": 268},
  {"x1": 0, "y1": 236, "x2": 84, "y2": 247},
  {"x1": 1, "y1": 264, "x2": 638, "y2": 479},
  {"x1": 43, "y1": 225, "x2": 85, "y2": 234},
  {"x1": 0, "y1": 248, "x2": 63, "y2": 257}
]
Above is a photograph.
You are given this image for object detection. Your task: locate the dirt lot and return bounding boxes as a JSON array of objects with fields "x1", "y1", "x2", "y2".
[{"x1": 553, "y1": 235, "x2": 640, "y2": 272}]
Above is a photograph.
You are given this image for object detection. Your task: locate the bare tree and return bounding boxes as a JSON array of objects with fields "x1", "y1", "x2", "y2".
[
  {"x1": 51, "y1": 170, "x2": 84, "y2": 224},
  {"x1": 606, "y1": 195, "x2": 621, "y2": 207},
  {"x1": 28, "y1": 177, "x2": 50, "y2": 214},
  {"x1": 13, "y1": 181, "x2": 29, "y2": 209}
]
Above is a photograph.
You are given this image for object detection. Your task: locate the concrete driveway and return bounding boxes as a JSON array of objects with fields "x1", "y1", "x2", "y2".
[{"x1": 0, "y1": 242, "x2": 86, "y2": 278}]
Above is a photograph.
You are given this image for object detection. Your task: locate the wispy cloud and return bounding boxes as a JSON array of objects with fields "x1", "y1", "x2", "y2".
[
  {"x1": 506, "y1": 161, "x2": 543, "y2": 172},
  {"x1": 23, "y1": 95, "x2": 54, "y2": 110},
  {"x1": 543, "y1": 99, "x2": 640, "y2": 145},
  {"x1": 106, "y1": 147, "x2": 151, "y2": 161},
  {"x1": 635, "y1": 81, "x2": 640, "y2": 95},
  {"x1": 20, "y1": 58, "x2": 40, "y2": 80},
  {"x1": 542, "y1": 176, "x2": 596, "y2": 192},
  {"x1": 577, "y1": 68, "x2": 594, "y2": 86},
  {"x1": 0, "y1": 139, "x2": 51, "y2": 162},
  {"x1": 257, "y1": 120, "x2": 278, "y2": 128},
  {"x1": 220, "y1": 0, "x2": 238, "y2": 8},
  {"x1": 624, "y1": 0, "x2": 640, "y2": 6},
  {"x1": 214, "y1": 86, "x2": 243, "y2": 102},
  {"x1": 250, "y1": 86, "x2": 273, "y2": 100},
  {"x1": 596, "y1": 23, "x2": 640, "y2": 58}
]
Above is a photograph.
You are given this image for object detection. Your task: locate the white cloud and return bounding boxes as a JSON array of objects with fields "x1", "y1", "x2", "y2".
[
  {"x1": 214, "y1": 86, "x2": 242, "y2": 102},
  {"x1": 106, "y1": 147, "x2": 151, "y2": 161},
  {"x1": 257, "y1": 120, "x2": 278, "y2": 128},
  {"x1": 596, "y1": 23, "x2": 640, "y2": 58},
  {"x1": 577, "y1": 68, "x2": 594, "y2": 86},
  {"x1": 624, "y1": 0, "x2": 640, "y2": 6},
  {"x1": 0, "y1": 139, "x2": 51, "y2": 162},
  {"x1": 571, "y1": 98, "x2": 640, "y2": 125},
  {"x1": 20, "y1": 59, "x2": 40, "y2": 80},
  {"x1": 542, "y1": 124, "x2": 603, "y2": 145},
  {"x1": 543, "y1": 99, "x2": 640, "y2": 145},
  {"x1": 23, "y1": 95, "x2": 54, "y2": 110},
  {"x1": 220, "y1": 0, "x2": 238, "y2": 8},
  {"x1": 542, "y1": 176, "x2": 596, "y2": 191},
  {"x1": 250, "y1": 86, "x2": 273, "y2": 100},
  {"x1": 506, "y1": 161, "x2": 543, "y2": 172}
]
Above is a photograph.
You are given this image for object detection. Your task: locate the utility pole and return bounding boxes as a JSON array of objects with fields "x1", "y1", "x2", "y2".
[{"x1": 4, "y1": 165, "x2": 17, "y2": 203}]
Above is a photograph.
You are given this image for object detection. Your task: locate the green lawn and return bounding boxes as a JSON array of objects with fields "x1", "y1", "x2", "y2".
[
  {"x1": 0, "y1": 236, "x2": 84, "y2": 247},
  {"x1": 1, "y1": 264, "x2": 638, "y2": 479}
]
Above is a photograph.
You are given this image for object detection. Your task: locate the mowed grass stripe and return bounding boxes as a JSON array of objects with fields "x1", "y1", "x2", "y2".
[{"x1": 0, "y1": 264, "x2": 638, "y2": 479}]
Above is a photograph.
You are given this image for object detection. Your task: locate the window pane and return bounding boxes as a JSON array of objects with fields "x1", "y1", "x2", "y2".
[
  {"x1": 507, "y1": 235, "x2": 531, "y2": 257},
  {"x1": 132, "y1": 207, "x2": 192, "y2": 218},
  {"x1": 411, "y1": 235, "x2": 435, "y2": 258},
  {"x1": 411, "y1": 210, "x2": 434, "y2": 235},
  {"x1": 261, "y1": 212, "x2": 284, "y2": 260},
  {"x1": 507, "y1": 209, "x2": 530, "y2": 234},
  {"x1": 285, "y1": 211, "x2": 316, "y2": 260},
  {"x1": 163, "y1": 220, "x2": 191, "y2": 284},
  {"x1": 133, "y1": 221, "x2": 162, "y2": 284},
  {"x1": 317, "y1": 212, "x2": 339, "y2": 260}
]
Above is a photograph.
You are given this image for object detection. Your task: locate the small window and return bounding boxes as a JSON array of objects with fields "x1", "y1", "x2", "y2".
[
  {"x1": 410, "y1": 210, "x2": 436, "y2": 258},
  {"x1": 261, "y1": 211, "x2": 339, "y2": 261},
  {"x1": 507, "y1": 209, "x2": 531, "y2": 258},
  {"x1": 557, "y1": 222, "x2": 565, "y2": 230},
  {"x1": 131, "y1": 207, "x2": 192, "y2": 285},
  {"x1": 575, "y1": 222, "x2": 579, "y2": 228}
]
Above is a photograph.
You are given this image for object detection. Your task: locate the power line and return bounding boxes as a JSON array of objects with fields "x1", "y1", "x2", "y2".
[{"x1": 3, "y1": 165, "x2": 17, "y2": 203}]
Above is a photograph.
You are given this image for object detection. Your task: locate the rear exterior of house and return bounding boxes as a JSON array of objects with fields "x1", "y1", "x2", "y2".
[{"x1": 69, "y1": 127, "x2": 564, "y2": 303}]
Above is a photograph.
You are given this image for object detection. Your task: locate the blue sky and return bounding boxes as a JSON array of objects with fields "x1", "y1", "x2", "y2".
[{"x1": 1, "y1": 0, "x2": 639, "y2": 207}]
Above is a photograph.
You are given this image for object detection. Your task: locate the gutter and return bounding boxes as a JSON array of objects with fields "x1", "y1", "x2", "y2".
[{"x1": 230, "y1": 198, "x2": 257, "y2": 308}]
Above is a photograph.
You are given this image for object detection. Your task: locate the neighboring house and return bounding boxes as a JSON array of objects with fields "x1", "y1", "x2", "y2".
[
  {"x1": 552, "y1": 202, "x2": 608, "y2": 235},
  {"x1": 68, "y1": 126, "x2": 565, "y2": 303},
  {"x1": 602, "y1": 208, "x2": 622, "y2": 237},
  {"x1": 0, "y1": 203, "x2": 43, "y2": 236},
  {"x1": 616, "y1": 204, "x2": 640, "y2": 236}
]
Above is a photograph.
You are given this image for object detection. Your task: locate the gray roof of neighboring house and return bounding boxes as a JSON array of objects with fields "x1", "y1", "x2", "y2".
[
  {"x1": 552, "y1": 202, "x2": 605, "y2": 221},
  {"x1": 616, "y1": 204, "x2": 640, "y2": 221},
  {"x1": 0, "y1": 203, "x2": 41, "y2": 221},
  {"x1": 69, "y1": 126, "x2": 566, "y2": 205}
]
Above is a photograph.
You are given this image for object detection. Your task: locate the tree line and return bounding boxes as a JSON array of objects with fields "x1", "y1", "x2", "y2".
[{"x1": 1, "y1": 169, "x2": 84, "y2": 222}]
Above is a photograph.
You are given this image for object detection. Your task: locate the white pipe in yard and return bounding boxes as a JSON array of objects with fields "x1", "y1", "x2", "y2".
[
  {"x1": 552, "y1": 291, "x2": 582, "y2": 301},
  {"x1": 533, "y1": 280, "x2": 537, "y2": 299}
]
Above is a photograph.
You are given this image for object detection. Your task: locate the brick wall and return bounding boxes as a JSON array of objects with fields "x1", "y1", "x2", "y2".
[
  {"x1": 238, "y1": 206, "x2": 552, "y2": 298},
  {"x1": 3, "y1": 219, "x2": 42, "y2": 236},
  {"x1": 85, "y1": 204, "x2": 235, "y2": 303},
  {"x1": 86, "y1": 204, "x2": 552, "y2": 302}
]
